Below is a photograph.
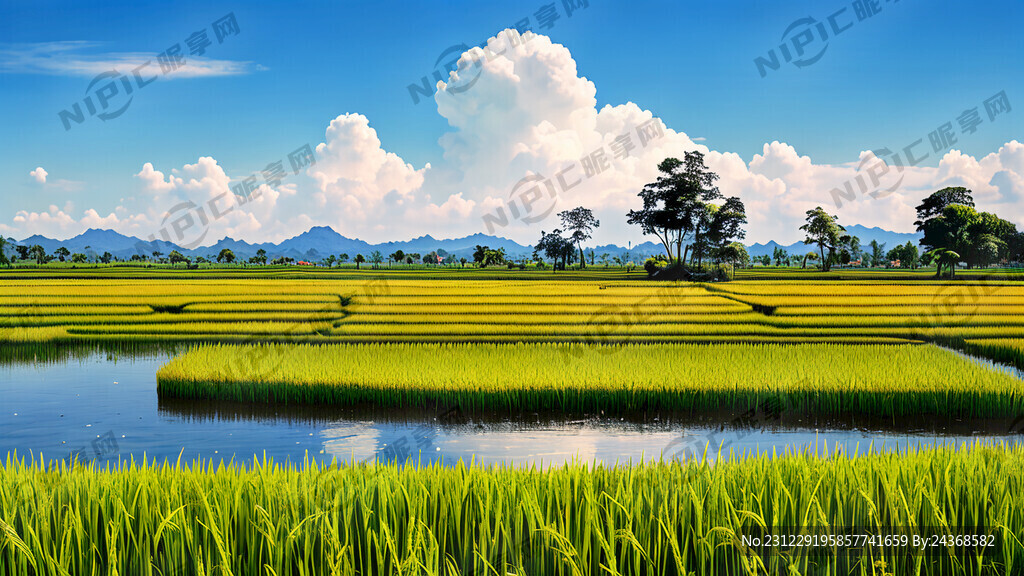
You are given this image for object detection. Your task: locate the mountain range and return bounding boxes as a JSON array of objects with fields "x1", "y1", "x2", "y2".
[
  {"x1": 6, "y1": 224, "x2": 921, "y2": 262},
  {"x1": 744, "y1": 225, "x2": 923, "y2": 258}
]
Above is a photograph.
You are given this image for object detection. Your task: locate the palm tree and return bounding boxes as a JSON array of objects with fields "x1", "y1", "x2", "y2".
[{"x1": 931, "y1": 249, "x2": 961, "y2": 279}]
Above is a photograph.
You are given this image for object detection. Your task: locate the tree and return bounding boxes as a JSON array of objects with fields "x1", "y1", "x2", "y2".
[
  {"x1": 694, "y1": 197, "x2": 747, "y2": 267},
  {"x1": 168, "y1": 250, "x2": 188, "y2": 265},
  {"x1": 901, "y1": 242, "x2": 920, "y2": 269},
  {"x1": 929, "y1": 248, "x2": 962, "y2": 278},
  {"x1": 837, "y1": 235, "x2": 861, "y2": 266},
  {"x1": 29, "y1": 244, "x2": 47, "y2": 264},
  {"x1": 55, "y1": 247, "x2": 70, "y2": 262},
  {"x1": 15, "y1": 244, "x2": 30, "y2": 261},
  {"x1": 799, "y1": 207, "x2": 844, "y2": 272},
  {"x1": 886, "y1": 242, "x2": 920, "y2": 269},
  {"x1": 471, "y1": 245, "x2": 506, "y2": 268},
  {"x1": 152, "y1": 251, "x2": 163, "y2": 262},
  {"x1": 338, "y1": 253, "x2": 350, "y2": 264},
  {"x1": 964, "y1": 211, "x2": 1015, "y2": 268},
  {"x1": 772, "y1": 247, "x2": 788, "y2": 267},
  {"x1": 534, "y1": 229, "x2": 574, "y2": 272},
  {"x1": 913, "y1": 187, "x2": 1020, "y2": 270},
  {"x1": 599, "y1": 253, "x2": 610, "y2": 267},
  {"x1": 354, "y1": 254, "x2": 365, "y2": 269},
  {"x1": 370, "y1": 250, "x2": 384, "y2": 269},
  {"x1": 460, "y1": 257, "x2": 467, "y2": 267},
  {"x1": 558, "y1": 207, "x2": 600, "y2": 269},
  {"x1": 390, "y1": 250, "x2": 405, "y2": 266},
  {"x1": 915, "y1": 187, "x2": 974, "y2": 231},
  {"x1": 217, "y1": 248, "x2": 235, "y2": 264},
  {"x1": 100, "y1": 252, "x2": 112, "y2": 264},
  {"x1": 718, "y1": 242, "x2": 749, "y2": 276},
  {"x1": 484, "y1": 248, "x2": 506, "y2": 267},
  {"x1": 802, "y1": 251, "x2": 818, "y2": 268},
  {"x1": 71, "y1": 253, "x2": 87, "y2": 263},
  {"x1": 0, "y1": 237, "x2": 9, "y2": 267},
  {"x1": 255, "y1": 249, "x2": 268, "y2": 265},
  {"x1": 472, "y1": 245, "x2": 488, "y2": 265},
  {"x1": 627, "y1": 153, "x2": 723, "y2": 264},
  {"x1": 868, "y1": 240, "x2": 886, "y2": 267}
]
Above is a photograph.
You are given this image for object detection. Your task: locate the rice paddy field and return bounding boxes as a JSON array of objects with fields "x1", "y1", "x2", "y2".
[
  {"x1": 2, "y1": 444, "x2": 1024, "y2": 576},
  {"x1": 2, "y1": 267, "x2": 1024, "y2": 575},
  {"x1": 1, "y1": 271, "x2": 1022, "y2": 347},
  {"x1": 157, "y1": 342, "x2": 1024, "y2": 417}
]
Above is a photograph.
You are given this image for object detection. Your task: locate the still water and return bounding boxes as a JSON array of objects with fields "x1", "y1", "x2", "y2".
[{"x1": 1, "y1": 351, "x2": 1020, "y2": 468}]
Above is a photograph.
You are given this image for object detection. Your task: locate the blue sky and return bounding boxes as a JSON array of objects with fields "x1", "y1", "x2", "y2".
[{"x1": 2, "y1": 0, "x2": 1021, "y2": 245}]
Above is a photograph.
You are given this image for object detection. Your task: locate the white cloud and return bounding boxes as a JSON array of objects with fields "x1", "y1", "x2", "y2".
[
  {"x1": 5, "y1": 31, "x2": 1023, "y2": 246},
  {"x1": 29, "y1": 167, "x2": 47, "y2": 183},
  {"x1": 0, "y1": 42, "x2": 254, "y2": 79},
  {"x1": 309, "y1": 113, "x2": 428, "y2": 219}
]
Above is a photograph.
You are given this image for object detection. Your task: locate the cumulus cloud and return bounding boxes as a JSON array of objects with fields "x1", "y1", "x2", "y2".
[
  {"x1": 29, "y1": 167, "x2": 47, "y2": 183},
  {"x1": 309, "y1": 113, "x2": 428, "y2": 222},
  {"x1": 6, "y1": 30, "x2": 1023, "y2": 246}
]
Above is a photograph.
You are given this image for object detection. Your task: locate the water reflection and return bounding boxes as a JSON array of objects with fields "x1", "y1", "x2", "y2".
[{"x1": 1, "y1": 351, "x2": 1022, "y2": 468}]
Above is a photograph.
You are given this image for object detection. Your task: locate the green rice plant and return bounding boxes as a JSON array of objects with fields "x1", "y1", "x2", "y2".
[
  {"x1": 341, "y1": 312, "x2": 764, "y2": 325},
  {"x1": 2, "y1": 312, "x2": 345, "y2": 327},
  {"x1": 772, "y1": 305, "x2": 1024, "y2": 316},
  {"x1": 963, "y1": 339, "x2": 1024, "y2": 371},
  {"x1": 156, "y1": 342, "x2": 1023, "y2": 417},
  {"x1": 2, "y1": 277, "x2": 1022, "y2": 364},
  {"x1": 67, "y1": 321, "x2": 337, "y2": 336},
  {"x1": 2, "y1": 444, "x2": 1023, "y2": 575}
]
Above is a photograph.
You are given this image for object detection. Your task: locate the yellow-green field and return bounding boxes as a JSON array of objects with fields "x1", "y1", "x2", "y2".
[
  {"x1": 1, "y1": 272, "x2": 1022, "y2": 347},
  {"x1": 157, "y1": 342, "x2": 1023, "y2": 417},
  {"x1": 3, "y1": 268, "x2": 1024, "y2": 576},
  {"x1": 1, "y1": 444, "x2": 1021, "y2": 576}
]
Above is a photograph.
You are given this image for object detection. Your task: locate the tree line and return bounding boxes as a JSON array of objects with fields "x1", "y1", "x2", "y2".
[
  {"x1": 3, "y1": 158, "x2": 1020, "y2": 276},
  {"x1": 799, "y1": 187, "x2": 1023, "y2": 276}
]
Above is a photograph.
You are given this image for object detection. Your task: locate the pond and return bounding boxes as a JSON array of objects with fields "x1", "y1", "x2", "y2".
[{"x1": 1, "y1": 351, "x2": 1021, "y2": 468}]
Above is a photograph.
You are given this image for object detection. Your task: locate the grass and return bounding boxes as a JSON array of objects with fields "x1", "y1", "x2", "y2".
[
  {"x1": 2, "y1": 444, "x2": 1023, "y2": 576},
  {"x1": 964, "y1": 339, "x2": 1024, "y2": 371},
  {"x1": 156, "y1": 342, "x2": 1024, "y2": 417}
]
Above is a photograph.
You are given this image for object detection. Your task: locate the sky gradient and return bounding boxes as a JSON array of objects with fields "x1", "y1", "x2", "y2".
[{"x1": 1, "y1": 0, "x2": 1021, "y2": 246}]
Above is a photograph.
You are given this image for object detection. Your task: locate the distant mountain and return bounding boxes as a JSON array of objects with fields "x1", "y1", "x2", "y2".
[
  {"x1": 746, "y1": 240, "x2": 805, "y2": 259},
  {"x1": 9, "y1": 224, "x2": 924, "y2": 263},
  {"x1": 11, "y1": 228, "x2": 181, "y2": 260},
  {"x1": 375, "y1": 233, "x2": 530, "y2": 258},
  {"x1": 843, "y1": 224, "x2": 923, "y2": 249},
  {"x1": 10, "y1": 227, "x2": 533, "y2": 261},
  {"x1": 592, "y1": 241, "x2": 663, "y2": 259},
  {"x1": 746, "y1": 225, "x2": 923, "y2": 258}
]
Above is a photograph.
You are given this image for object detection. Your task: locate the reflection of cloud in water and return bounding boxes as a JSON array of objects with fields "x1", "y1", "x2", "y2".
[
  {"x1": 321, "y1": 422, "x2": 380, "y2": 462},
  {"x1": 434, "y1": 427, "x2": 683, "y2": 467}
]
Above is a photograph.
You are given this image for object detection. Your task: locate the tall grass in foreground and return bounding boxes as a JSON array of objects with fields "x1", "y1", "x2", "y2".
[
  {"x1": 157, "y1": 343, "x2": 1023, "y2": 417},
  {"x1": 1, "y1": 445, "x2": 1022, "y2": 575}
]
